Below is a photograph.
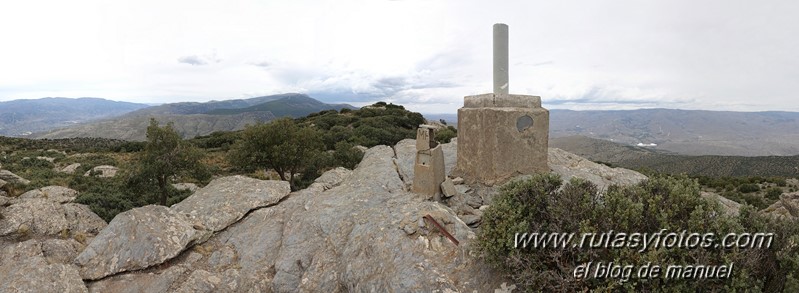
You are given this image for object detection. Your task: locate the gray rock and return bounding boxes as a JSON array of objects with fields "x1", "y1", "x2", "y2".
[
  {"x1": 63, "y1": 203, "x2": 108, "y2": 236},
  {"x1": 393, "y1": 138, "x2": 416, "y2": 188},
  {"x1": 172, "y1": 183, "x2": 199, "y2": 192},
  {"x1": 308, "y1": 167, "x2": 352, "y2": 191},
  {"x1": 0, "y1": 178, "x2": 6, "y2": 189},
  {"x1": 60, "y1": 163, "x2": 82, "y2": 174},
  {"x1": 0, "y1": 198, "x2": 68, "y2": 236},
  {"x1": 75, "y1": 205, "x2": 200, "y2": 280},
  {"x1": 441, "y1": 177, "x2": 457, "y2": 198},
  {"x1": 37, "y1": 156, "x2": 56, "y2": 163},
  {"x1": 87, "y1": 265, "x2": 187, "y2": 293},
  {"x1": 83, "y1": 165, "x2": 119, "y2": 178},
  {"x1": 0, "y1": 169, "x2": 30, "y2": 185},
  {"x1": 455, "y1": 184, "x2": 472, "y2": 195},
  {"x1": 0, "y1": 240, "x2": 88, "y2": 293},
  {"x1": 173, "y1": 269, "x2": 228, "y2": 293},
  {"x1": 169, "y1": 145, "x2": 505, "y2": 292},
  {"x1": 207, "y1": 245, "x2": 236, "y2": 268},
  {"x1": 460, "y1": 214, "x2": 481, "y2": 226},
  {"x1": 172, "y1": 175, "x2": 290, "y2": 233},
  {"x1": 442, "y1": 137, "x2": 457, "y2": 175},
  {"x1": 20, "y1": 186, "x2": 79, "y2": 203},
  {"x1": 701, "y1": 191, "x2": 741, "y2": 217},
  {"x1": 548, "y1": 148, "x2": 647, "y2": 190},
  {"x1": 41, "y1": 238, "x2": 83, "y2": 265},
  {"x1": 763, "y1": 192, "x2": 799, "y2": 220}
]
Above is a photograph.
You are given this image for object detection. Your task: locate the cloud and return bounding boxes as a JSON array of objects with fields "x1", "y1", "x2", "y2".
[
  {"x1": 250, "y1": 61, "x2": 271, "y2": 68},
  {"x1": 177, "y1": 53, "x2": 221, "y2": 66}
]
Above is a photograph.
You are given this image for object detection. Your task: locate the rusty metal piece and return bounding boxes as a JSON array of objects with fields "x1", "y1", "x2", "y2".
[{"x1": 423, "y1": 214, "x2": 459, "y2": 246}]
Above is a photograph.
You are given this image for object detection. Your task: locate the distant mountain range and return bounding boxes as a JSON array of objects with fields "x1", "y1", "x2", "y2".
[
  {"x1": 427, "y1": 108, "x2": 799, "y2": 156},
  {"x1": 5, "y1": 96, "x2": 799, "y2": 157},
  {"x1": 0, "y1": 97, "x2": 149, "y2": 136},
  {"x1": 551, "y1": 135, "x2": 799, "y2": 177},
  {"x1": 28, "y1": 94, "x2": 354, "y2": 141}
]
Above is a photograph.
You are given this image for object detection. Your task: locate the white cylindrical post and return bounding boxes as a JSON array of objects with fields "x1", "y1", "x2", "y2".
[{"x1": 493, "y1": 23, "x2": 509, "y2": 95}]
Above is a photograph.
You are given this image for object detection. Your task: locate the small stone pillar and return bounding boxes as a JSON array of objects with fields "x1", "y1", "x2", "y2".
[
  {"x1": 412, "y1": 125, "x2": 446, "y2": 201},
  {"x1": 453, "y1": 23, "x2": 549, "y2": 185}
]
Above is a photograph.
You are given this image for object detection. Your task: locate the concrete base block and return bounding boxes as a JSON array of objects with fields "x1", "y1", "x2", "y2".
[{"x1": 454, "y1": 99, "x2": 549, "y2": 185}]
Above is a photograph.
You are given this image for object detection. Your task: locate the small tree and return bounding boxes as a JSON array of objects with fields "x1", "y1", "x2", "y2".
[
  {"x1": 228, "y1": 118, "x2": 323, "y2": 190},
  {"x1": 132, "y1": 118, "x2": 206, "y2": 206}
]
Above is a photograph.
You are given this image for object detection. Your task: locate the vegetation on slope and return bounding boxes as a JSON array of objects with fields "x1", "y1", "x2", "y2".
[
  {"x1": 1, "y1": 101, "x2": 427, "y2": 221},
  {"x1": 206, "y1": 94, "x2": 354, "y2": 117},
  {"x1": 477, "y1": 174, "x2": 799, "y2": 292}
]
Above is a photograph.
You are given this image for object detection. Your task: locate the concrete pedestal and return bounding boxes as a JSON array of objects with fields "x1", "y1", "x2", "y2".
[{"x1": 454, "y1": 93, "x2": 549, "y2": 185}]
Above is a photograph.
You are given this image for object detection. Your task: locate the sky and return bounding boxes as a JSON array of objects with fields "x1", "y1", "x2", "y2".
[{"x1": 1, "y1": 0, "x2": 798, "y2": 114}]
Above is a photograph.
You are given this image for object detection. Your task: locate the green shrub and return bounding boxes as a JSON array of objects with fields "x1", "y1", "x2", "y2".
[
  {"x1": 333, "y1": 141, "x2": 364, "y2": 170},
  {"x1": 738, "y1": 183, "x2": 760, "y2": 193},
  {"x1": 434, "y1": 126, "x2": 457, "y2": 143},
  {"x1": 765, "y1": 187, "x2": 783, "y2": 200},
  {"x1": 477, "y1": 174, "x2": 794, "y2": 292}
]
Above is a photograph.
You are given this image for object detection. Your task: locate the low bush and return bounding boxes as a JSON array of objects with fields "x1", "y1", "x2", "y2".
[{"x1": 477, "y1": 174, "x2": 798, "y2": 292}]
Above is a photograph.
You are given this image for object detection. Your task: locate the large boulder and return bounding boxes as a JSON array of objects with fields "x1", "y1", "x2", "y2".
[
  {"x1": 171, "y1": 183, "x2": 199, "y2": 193},
  {"x1": 172, "y1": 175, "x2": 291, "y2": 233},
  {"x1": 0, "y1": 198, "x2": 69, "y2": 236},
  {"x1": 63, "y1": 203, "x2": 108, "y2": 236},
  {"x1": 701, "y1": 191, "x2": 742, "y2": 217},
  {"x1": 88, "y1": 265, "x2": 188, "y2": 293},
  {"x1": 0, "y1": 169, "x2": 30, "y2": 185},
  {"x1": 20, "y1": 186, "x2": 79, "y2": 203},
  {"x1": 0, "y1": 186, "x2": 105, "y2": 238},
  {"x1": 75, "y1": 205, "x2": 200, "y2": 280},
  {"x1": 0, "y1": 240, "x2": 88, "y2": 293},
  {"x1": 548, "y1": 147, "x2": 647, "y2": 190},
  {"x1": 84, "y1": 165, "x2": 119, "y2": 178},
  {"x1": 60, "y1": 163, "x2": 82, "y2": 174},
  {"x1": 393, "y1": 139, "x2": 416, "y2": 189},
  {"x1": 763, "y1": 192, "x2": 799, "y2": 220}
]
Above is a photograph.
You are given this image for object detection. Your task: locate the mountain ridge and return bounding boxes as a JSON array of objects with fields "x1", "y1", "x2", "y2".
[
  {"x1": 0, "y1": 97, "x2": 149, "y2": 136},
  {"x1": 32, "y1": 94, "x2": 352, "y2": 141}
]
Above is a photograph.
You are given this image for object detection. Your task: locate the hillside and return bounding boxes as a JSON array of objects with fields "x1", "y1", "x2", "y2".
[
  {"x1": 33, "y1": 95, "x2": 351, "y2": 141},
  {"x1": 0, "y1": 97, "x2": 149, "y2": 136},
  {"x1": 550, "y1": 109, "x2": 799, "y2": 156},
  {"x1": 36, "y1": 112, "x2": 275, "y2": 141},
  {"x1": 207, "y1": 94, "x2": 354, "y2": 117},
  {"x1": 552, "y1": 135, "x2": 799, "y2": 177},
  {"x1": 122, "y1": 93, "x2": 298, "y2": 116},
  {"x1": 428, "y1": 109, "x2": 799, "y2": 156}
]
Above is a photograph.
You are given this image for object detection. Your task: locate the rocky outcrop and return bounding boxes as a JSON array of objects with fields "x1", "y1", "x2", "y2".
[
  {"x1": 20, "y1": 186, "x2": 79, "y2": 203},
  {"x1": 60, "y1": 163, "x2": 82, "y2": 174},
  {"x1": 75, "y1": 205, "x2": 200, "y2": 280},
  {"x1": 0, "y1": 240, "x2": 88, "y2": 293},
  {"x1": 548, "y1": 147, "x2": 647, "y2": 190},
  {"x1": 84, "y1": 145, "x2": 506, "y2": 292},
  {"x1": 0, "y1": 169, "x2": 30, "y2": 185},
  {"x1": 701, "y1": 191, "x2": 742, "y2": 217},
  {"x1": 0, "y1": 186, "x2": 105, "y2": 238},
  {"x1": 0, "y1": 198, "x2": 69, "y2": 236},
  {"x1": 171, "y1": 183, "x2": 199, "y2": 193},
  {"x1": 763, "y1": 192, "x2": 799, "y2": 220},
  {"x1": 172, "y1": 176, "x2": 290, "y2": 233},
  {"x1": 0, "y1": 139, "x2": 654, "y2": 291},
  {"x1": 84, "y1": 165, "x2": 119, "y2": 178}
]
